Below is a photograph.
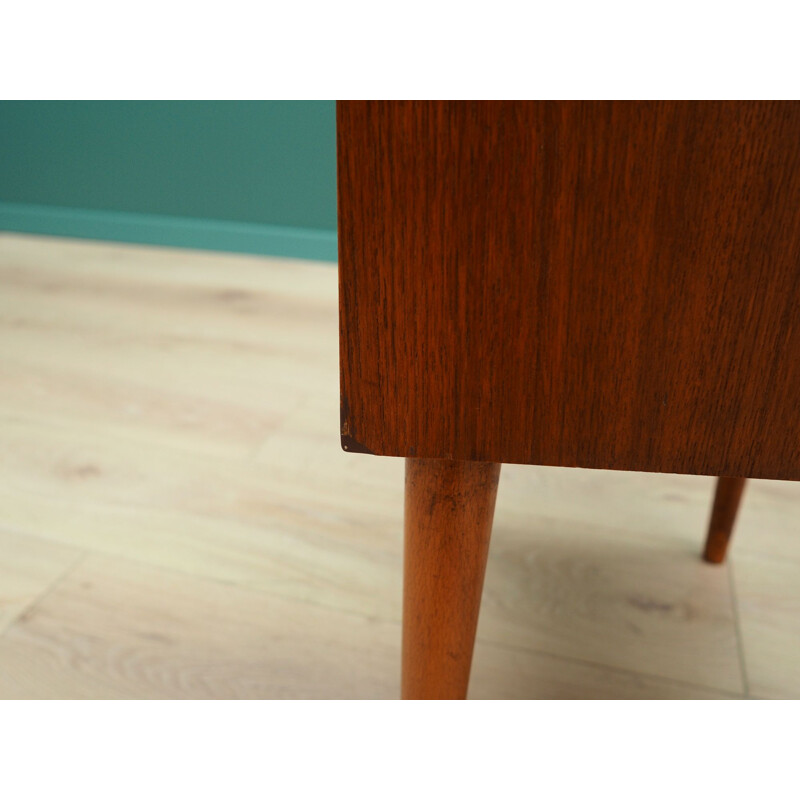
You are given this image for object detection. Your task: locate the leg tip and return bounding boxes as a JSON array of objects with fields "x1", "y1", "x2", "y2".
[{"x1": 702, "y1": 549, "x2": 726, "y2": 565}]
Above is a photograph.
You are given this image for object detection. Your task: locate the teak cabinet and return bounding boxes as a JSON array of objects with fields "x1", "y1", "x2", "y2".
[{"x1": 336, "y1": 101, "x2": 800, "y2": 699}]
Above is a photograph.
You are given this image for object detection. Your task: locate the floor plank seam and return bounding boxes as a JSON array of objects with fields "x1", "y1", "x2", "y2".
[
  {"x1": 0, "y1": 549, "x2": 87, "y2": 640},
  {"x1": 727, "y1": 560, "x2": 751, "y2": 698}
]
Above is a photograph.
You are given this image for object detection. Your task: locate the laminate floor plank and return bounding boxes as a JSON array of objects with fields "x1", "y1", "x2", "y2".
[
  {"x1": 0, "y1": 552, "x2": 736, "y2": 700},
  {"x1": 0, "y1": 554, "x2": 400, "y2": 700},
  {"x1": 0, "y1": 232, "x2": 797, "y2": 698}
]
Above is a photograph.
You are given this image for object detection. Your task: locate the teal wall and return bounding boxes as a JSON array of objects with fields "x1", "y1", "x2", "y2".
[{"x1": 0, "y1": 101, "x2": 337, "y2": 261}]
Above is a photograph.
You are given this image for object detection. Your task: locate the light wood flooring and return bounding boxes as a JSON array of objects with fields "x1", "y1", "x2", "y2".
[{"x1": 0, "y1": 232, "x2": 798, "y2": 699}]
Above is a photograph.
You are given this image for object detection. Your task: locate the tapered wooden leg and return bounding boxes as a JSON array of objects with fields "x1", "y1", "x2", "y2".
[
  {"x1": 703, "y1": 477, "x2": 747, "y2": 564},
  {"x1": 402, "y1": 458, "x2": 501, "y2": 700}
]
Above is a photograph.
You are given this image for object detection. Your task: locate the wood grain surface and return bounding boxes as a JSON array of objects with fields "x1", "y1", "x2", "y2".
[{"x1": 338, "y1": 101, "x2": 800, "y2": 479}]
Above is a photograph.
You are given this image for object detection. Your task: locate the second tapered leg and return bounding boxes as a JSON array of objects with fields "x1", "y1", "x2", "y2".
[
  {"x1": 402, "y1": 458, "x2": 501, "y2": 700},
  {"x1": 703, "y1": 477, "x2": 747, "y2": 564}
]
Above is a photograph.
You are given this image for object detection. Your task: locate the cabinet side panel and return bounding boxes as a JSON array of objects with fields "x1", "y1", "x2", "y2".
[{"x1": 338, "y1": 101, "x2": 800, "y2": 479}]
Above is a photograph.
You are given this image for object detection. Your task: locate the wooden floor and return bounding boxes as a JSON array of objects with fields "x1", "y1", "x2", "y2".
[{"x1": 0, "y1": 233, "x2": 798, "y2": 699}]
